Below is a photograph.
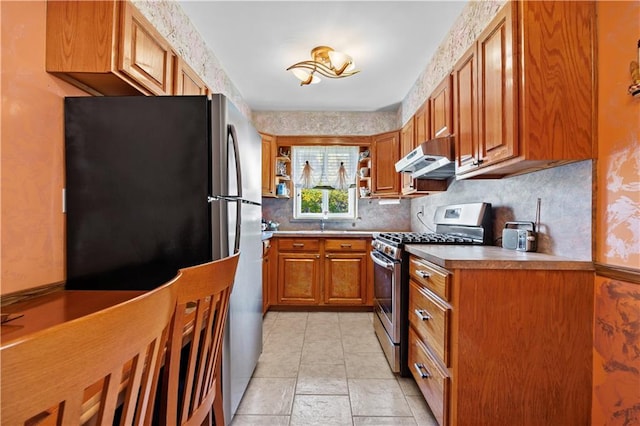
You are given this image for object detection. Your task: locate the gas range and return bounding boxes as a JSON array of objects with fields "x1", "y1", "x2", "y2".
[
  {"x1": 371, "y1": 202, "x2": 492, "y2": 376},
  {"x1": 372, "y1": 202, "x2": 492, "y2": 260}
]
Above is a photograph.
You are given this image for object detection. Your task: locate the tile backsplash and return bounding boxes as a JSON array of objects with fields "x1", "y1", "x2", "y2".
[
  {"x1": 263, "y1": 160, "x2": 592, "y2": 261},
  {"x1": 411, "y1": 160, "x2": 593, "y2": 260},
  {"x1": 261, "y1": 198, "x2": 411, "y2": 232}
]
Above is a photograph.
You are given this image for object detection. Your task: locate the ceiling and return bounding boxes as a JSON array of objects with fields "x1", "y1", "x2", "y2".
[{"x1": 177, "y1": 1, "x2": 468, "y2": 113}]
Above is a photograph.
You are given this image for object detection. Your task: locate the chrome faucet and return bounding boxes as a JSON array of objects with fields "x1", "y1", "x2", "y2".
[{"x1": 321, "y1": 211, "x2": 328, "y2": 231}]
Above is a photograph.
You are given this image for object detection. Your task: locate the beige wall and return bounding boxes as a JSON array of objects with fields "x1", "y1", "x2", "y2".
[{"x1": 1, "y1": 1, "x2": 89, "y2": 294}]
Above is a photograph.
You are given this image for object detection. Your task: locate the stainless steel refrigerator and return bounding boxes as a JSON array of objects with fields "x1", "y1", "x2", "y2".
[
  {"x1": 64, "y1": 94, "x2": 262, "y2": 423},
  {"x1": 210, "y1": 95, "x2": 263, "y2": 423}
]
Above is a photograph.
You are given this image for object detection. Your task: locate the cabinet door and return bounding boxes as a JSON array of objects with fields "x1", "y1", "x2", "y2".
[
  {"x1": 277, "y1": 253, "x2": 321, "y2": 304},
  {"x1": 400, "y1": 118, "x2": 415, "y2": 195},
  {"x1": 46, "y1": 1, "x2": 141, "y2": 95},
  {"x1": 119, "y1": 2, "x2": 174, "y2": 95},
  {"x1": 261, "y1": 134, "x2": 276, "y2": 197},
  {"x1": 324, "y1": 253, "x2": 367, "y2": 305},
  {"x1": 453, "y1": 47, "x2": 479, "y2": 174},
  {"x1": 414, "y1": 101, "x2": 429, "y2": 146},
  {"x1": 476, "y1": 2, "x2": 517, "y2": 167},
  {"x1": 430, "y1": 76, "x2": 452, "y2": 138},
  {"x1": 46, "y1": 1, "x2": 116, "y2": 74},
  {"x1": 371, "y1": 131, "x2": 400, "y2": 195},
  {"x1": 262, "y1": 240, "x2": 271, "y2": 314},
  {"x1": 174, "y1": 58, "x2": 208, "y2": 95}
]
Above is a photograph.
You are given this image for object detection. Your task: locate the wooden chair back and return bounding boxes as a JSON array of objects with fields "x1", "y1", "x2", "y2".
[
  {"x1": 0, "y1": 278, "x2": 178, "y2": 426},
  {"x1": 160, "y1": 252, "x2": 240, "y2": 426}
]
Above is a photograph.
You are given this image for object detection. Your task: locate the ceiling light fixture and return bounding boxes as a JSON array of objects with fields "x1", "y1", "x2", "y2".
[{"x1": 287, "y1": 46, "x2": 359, "y2": 86}]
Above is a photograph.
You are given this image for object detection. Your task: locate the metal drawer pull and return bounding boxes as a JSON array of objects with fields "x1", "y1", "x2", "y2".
[
  {"x1": 416, "y1": 270, "x2": 431, "y2": 279},
  {"x1": 292, "y1": 243, "x2": 305, "y2": 248},
  {"x1": 340, "y1": 244, "x2": 352, "y2": 248},
  {"x1": 414, "y1": 309, "x2": 432, "y2": 321},
  {"x1": 414, "y1": 363, "x2": 431, "y2": 379}
]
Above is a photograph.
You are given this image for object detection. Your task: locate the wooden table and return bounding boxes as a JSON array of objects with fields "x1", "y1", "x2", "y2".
[
  {"x1": 1, "y1": 289, "x2": 152, "y2": 423},
  {"x1": 0, "y1": 290, "x2": 145, "y2": 346}
]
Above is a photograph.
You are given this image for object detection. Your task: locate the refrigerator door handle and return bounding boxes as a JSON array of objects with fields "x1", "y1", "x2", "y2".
[
  {"x1": 228, "y1": 124, "x2": 243, "y2": 199},
  {"x1": 208, "y1": 195, "x2": 261, "y2": 206},
  {"x1": 228, "y1": 124, "x2": 242, "y2": 254}
]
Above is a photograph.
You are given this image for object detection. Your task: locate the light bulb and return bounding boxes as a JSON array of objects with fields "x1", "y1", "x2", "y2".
[
  {"x1": 328, "y1": 51, "x2": 353, "y2": 75},
  {"x1": 291, "y1": 68, "x2": 321, "y2": 85}
]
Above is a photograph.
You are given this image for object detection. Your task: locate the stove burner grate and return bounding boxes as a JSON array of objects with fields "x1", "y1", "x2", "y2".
[{"x1": 376, "y1": 232, "x2": 479, "y2": 246}]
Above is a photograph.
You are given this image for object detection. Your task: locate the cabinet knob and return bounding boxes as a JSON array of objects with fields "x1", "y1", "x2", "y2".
[
  {"x1": 472, "y1": 158, "x2": 484, "y2": 166},
  {"x1": 316, "y1": 255, "x2": 320, "y2": 259},
  {"x1": 413, "y1": 362, "x2": 431, "y2": 379}
]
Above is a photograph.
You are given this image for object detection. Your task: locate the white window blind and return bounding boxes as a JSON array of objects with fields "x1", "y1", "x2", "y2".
[
  {"x1": 292, "y1": 146, "x2": 358, "y2": 189},
  {"x1": 291, "y1": 146, "x2": 359, "y2": 219}
]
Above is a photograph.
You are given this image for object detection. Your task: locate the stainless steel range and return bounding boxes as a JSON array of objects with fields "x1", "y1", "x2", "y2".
[{"x1": 371, "y1": 202, "x2": 492, "y2": 375}]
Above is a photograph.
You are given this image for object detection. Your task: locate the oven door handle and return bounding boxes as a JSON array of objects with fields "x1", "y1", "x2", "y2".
[{"x1": 370, "y1": 251, "x2": 396, "y2": 270}]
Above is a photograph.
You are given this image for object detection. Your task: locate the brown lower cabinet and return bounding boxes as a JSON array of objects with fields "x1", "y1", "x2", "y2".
[
  {"x1": 262, "y1": 238, "x2": 272, "y2": 314},
  {"x1": 408, "y1": 254, "x2": 593, "y2": 425},
  {"x1": 270, "y1": 237, "x2": 372, "y2": 308}
]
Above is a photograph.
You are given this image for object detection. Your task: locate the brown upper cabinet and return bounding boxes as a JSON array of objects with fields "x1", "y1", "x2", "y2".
[
  {"x1": 453, "y1": 2, "x2": 516, "y2": 176},
  {"x1": 414, "y1": 101, "x2": 430, "y2": 147},
  {"x1": 261, "y1": 133, "x2": 277, "y2": 197},
  {"x1": 400, "y1": 118, "x2": 415, "y2": 195},
  {"x1": 371, "y1": 131, "x2": 400, "y2": 196},
  {"x1": 453, "y1": 0, "x2": 596, "y2": 178},
  {"x1": 452, "y1": 46, "x2": 478, "y2": 175},
  {"x1": 429, "y1": 76, "x2": 452, "y2": 138},
  {"x1": 46, "y1": 0, "x2": 174, "y2": 96},
  {"x1": 174, "y1": 58, "x2": 209, "y2": 96}
]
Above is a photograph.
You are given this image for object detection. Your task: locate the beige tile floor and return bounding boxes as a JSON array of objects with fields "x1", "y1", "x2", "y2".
[{"x1": 231, "y1": 311, "x2": 438, "y2": 426}]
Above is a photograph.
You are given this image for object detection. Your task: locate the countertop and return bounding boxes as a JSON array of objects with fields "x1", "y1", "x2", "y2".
[
  {"x1": 405, "y1": 244, "x2": 594, "y2": 271},
  {"x1": 271, "y1": 230, "x2": 376, "y2": 238}
]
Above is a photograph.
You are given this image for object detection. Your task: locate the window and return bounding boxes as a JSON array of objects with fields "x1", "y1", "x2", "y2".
[{"x1": 292, "y1": 146, "x2": 359, "y2": 220}]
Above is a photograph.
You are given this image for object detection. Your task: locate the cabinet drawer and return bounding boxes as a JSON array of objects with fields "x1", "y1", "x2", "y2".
[
  {"x1": 409, "y1": 280, "x2": 450, "y2": 366},
  {"x1": 325, "y1": 239, "x2": 367, "y2": 251},
  {"x1": 409, "y1": 326, "x2": 449, "y2": 426},
  {"x1": 409, "y1": 256, "x2": 450, "y2": 301},
  {"x1": 278, "y1": 239, "x2": 320, "y2": 251}
]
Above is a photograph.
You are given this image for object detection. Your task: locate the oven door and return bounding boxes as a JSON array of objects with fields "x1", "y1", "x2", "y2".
[{"x1": 370, "y1": 250, "x2": 401, "y2": 343}]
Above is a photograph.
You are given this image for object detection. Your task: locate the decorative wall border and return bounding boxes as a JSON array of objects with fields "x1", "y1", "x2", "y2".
[{"x1": 595, "y1": 263, "x2": 640, "y2": 284}]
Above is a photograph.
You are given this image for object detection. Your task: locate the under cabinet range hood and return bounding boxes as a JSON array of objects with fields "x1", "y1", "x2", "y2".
[{"x1": 395, "y1": 136, "x2": 455, "y2": 180}]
